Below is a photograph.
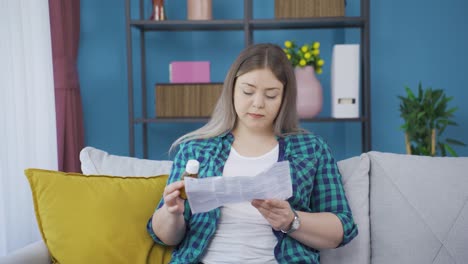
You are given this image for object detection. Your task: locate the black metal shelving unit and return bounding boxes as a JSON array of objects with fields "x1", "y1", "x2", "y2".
[{"x1": 125, "y1": 0, "x2": 371, "y2": 158}]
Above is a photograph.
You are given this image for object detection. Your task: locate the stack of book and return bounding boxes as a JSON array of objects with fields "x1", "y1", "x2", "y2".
[{"x1": 169, "y1": 61, "x2": 210, "y2": 83}]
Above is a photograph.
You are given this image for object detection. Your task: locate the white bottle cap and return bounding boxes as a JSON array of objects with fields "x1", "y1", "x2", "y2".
[{"x1": 186, "y1": 159, "x2": 199, "y2": 174}]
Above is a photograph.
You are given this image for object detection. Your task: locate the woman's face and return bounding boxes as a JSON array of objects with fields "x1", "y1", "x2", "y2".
[{"x1": 233, "y1": 68, "x2": 284, "y2": 134}]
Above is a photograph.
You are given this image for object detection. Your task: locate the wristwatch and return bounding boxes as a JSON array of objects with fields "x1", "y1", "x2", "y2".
[{"x1": 281, "y1": 208, "x2": 300, "y2": 234}]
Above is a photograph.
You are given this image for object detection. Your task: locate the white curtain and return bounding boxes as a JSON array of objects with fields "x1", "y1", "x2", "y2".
[{"x1": 0, "y1": 0, "x2": 58, "y2": 256}]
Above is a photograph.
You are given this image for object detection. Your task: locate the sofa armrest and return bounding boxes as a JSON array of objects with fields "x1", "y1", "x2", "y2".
[{"x1": 0, "y1": 240, "x2": 50, "y2": 264}]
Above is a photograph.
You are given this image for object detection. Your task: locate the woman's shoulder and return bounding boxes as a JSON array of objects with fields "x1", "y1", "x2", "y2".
[
  {"x1": 175, "y1": 135, "x2": 225, "y2": 154},
  {"x1": 283, "y1": 132, "x2": 327, "y2": 146},
  {"x1": 282, "y1": 132, "x2": 330, "y2": 155},
  {"x1": 172, "y1": 135, "x2": 229, "y2": 164}
]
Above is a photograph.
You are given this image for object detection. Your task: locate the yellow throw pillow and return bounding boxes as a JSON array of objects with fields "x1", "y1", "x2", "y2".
[{"x1": 25, "y1": 168, "x2": 173, "y2": 264}]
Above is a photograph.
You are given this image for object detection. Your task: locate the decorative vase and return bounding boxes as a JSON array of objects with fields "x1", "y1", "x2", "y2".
[
  {"x1": 294, "y1": 66, "x2": 323, "y2": 118},
  {"x1": 187, "y1": 0, "x2": 212, "y2": 20}
]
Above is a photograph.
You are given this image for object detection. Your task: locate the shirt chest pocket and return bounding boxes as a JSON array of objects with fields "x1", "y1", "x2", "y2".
[{"x1": 197, "y1": 155, "x2": 224, "y2": 178}]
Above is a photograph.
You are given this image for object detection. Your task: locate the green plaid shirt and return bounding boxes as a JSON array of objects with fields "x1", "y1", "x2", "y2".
[{"x1": 148, "y1": 132, "x2": 358, "y2": 263}]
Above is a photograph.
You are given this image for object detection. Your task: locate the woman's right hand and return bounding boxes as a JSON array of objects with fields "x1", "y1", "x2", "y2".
[
  {"x1": 163, "y1": 180, "x2": 185, "y2": 215},
  {"x1": 152, "y1": 180, "x2": 187, "y2": 245}
]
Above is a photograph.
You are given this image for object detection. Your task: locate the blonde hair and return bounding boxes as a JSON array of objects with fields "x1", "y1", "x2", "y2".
[{"x1": 170, "y1": 43, "x2": 305, "y2": 152}]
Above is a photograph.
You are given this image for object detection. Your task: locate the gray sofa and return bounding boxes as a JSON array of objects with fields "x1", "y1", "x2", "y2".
[{"x1": 1, "y1": 151, "x2": 467, "y2": 264}]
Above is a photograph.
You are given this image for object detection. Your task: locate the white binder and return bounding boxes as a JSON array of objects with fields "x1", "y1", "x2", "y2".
[{"x1": 331, "y1": 44, "x2": 360, "y2": 118}]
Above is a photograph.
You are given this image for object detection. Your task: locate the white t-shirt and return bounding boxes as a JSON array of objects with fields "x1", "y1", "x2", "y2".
[{"x1": 200, "y1": 144, "x2": 279, "y2": 264}]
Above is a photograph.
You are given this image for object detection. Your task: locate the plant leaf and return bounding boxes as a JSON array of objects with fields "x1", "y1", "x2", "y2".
[
  {"x1": 417, "y1": 112, "x2": 425, "y2": 119},
  {"x1": 446, "y1": 107, "x2": 458, "y2": 116},
  {"x1": 438, "y1": 142, "x2": 447, "y2": 156},
  {"x1": 446, "y1": 138, "x2": 467, "y2": 146},
  {"x1": 448, "y1": 120, "x2": 458, "y2": 126},
  {"x1": 405, "y1": 86, "x2": 416, "y2": 100},
  {"x1": 445, "y1": 144, "x2": 458, "y2": 157}
]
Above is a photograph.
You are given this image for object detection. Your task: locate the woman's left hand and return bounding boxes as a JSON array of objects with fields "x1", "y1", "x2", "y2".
[{"x1": 251, "y1": 199, "x2": 294, "y2": 231}]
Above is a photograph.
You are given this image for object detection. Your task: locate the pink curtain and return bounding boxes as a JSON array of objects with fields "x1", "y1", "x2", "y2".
[{"x1": 49, "y1": 0, "x2": 84, "y2": 172}]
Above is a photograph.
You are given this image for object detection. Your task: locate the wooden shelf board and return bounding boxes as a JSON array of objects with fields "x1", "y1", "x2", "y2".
[
  {"x1": 129, "y1": 17, "x2": 366, "y2": 31},
  {"x1": 130, "y1": 20, "x2": 244, "y2": 31},
  {"x1": 250, "y1": 17, "x2": 366, "y2": 30}
]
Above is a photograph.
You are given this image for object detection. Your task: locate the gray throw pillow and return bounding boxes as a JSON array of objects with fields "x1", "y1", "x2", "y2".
[{"x1": 321, "y1": 153, "x2": 370, "y2": 264}]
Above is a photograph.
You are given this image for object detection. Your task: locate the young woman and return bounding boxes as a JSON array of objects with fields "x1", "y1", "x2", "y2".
[{"x1": 147, "y1": 43, "x2": 358, "y2": 263}]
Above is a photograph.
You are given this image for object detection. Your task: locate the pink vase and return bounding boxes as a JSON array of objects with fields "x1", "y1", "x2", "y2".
[{"x1": 294, "y1": 66, "x2": 323, "y2": 118}]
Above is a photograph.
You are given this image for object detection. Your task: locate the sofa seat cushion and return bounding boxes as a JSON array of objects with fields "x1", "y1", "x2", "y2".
[
  {"x1": 369, "y1": 151, "x2": 468, "y2": 264},
  {"x1": 321, "y1": 153, "x2": 370, "y2": 264},
  {"x1": 25, "y1": 168, "x2": 173, "y2": 264}
]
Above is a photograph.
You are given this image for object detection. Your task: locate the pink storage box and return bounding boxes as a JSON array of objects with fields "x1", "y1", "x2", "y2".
[{"x1": 169, "y1": 61, "x2": 210, "y2": 83}]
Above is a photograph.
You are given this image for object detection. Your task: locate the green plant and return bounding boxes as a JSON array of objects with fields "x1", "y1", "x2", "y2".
[
  {"x1": 282, "y1": 40, "x2": 325, "y2": 74},
  {"x1": 398, "y1": 82, "x2": 466, "y2": 156}
]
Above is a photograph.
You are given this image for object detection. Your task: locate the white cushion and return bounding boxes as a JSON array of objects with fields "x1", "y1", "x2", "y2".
[
  {"x1": 0, "y1": 240, "x2": 50, "y2": 264},
  {"x1": 321, "y1": 153, "x2": 370, "y2": 264},
  {"x1": 79, "y1": 147, "x2": 173, "y2": 177}
]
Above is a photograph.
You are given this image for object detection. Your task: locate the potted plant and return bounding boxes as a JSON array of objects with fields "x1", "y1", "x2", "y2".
[
  {"x1": 398, "y1": 82, "x2": 466, "y2": 156},
  {"x1": 282, "y1": 40, "x2": 325, "y2": 118}
]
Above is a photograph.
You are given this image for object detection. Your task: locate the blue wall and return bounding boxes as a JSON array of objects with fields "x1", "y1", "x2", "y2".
[{"x1": 78, "y1": 0, "x2": 468, "y2": 161}]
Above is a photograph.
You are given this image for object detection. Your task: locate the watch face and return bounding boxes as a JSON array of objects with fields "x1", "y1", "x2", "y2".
[
  {"x1": 292, "y1": 217, "x2": 300, "y2": 230},
  {"x1": 281, "y1": 210, "x2": 300, "y2": 234}
]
